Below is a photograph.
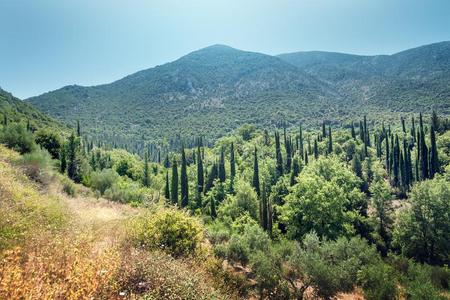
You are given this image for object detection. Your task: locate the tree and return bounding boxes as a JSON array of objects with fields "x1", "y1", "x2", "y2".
[
  {"x1": 393, "y1": 177, "x2": 450, "y2": 265},
  {"x1": 76, "y1": 120, "x2": 81, "y2": 137},
  {"x1": 142, "y1": 151, "x2": 150, "y2": 187},
  {"x1": 230, "y1": 142, "x2": 236, "y2": 179},
  {"x1": 165, "y1": 171, "x2": 170, "y2": 200},
  {"x1": 35, "y1": 129, "x2": 62, "y2": 159},
  {"x1": 205, "y1": 163, "x2": 218, "y2": 193},
  {"x1": 290, "y1": 155, "x2": 300, "y2": 186},
  {"x1": 180, "y1": 147, "x2": 189, "y2": 207},
  {"x1": 218, "y1": 146, "x2": 226, "y2": 182},
  {"x1": 252, "y1": 147, "x2": 260, "y2": 196},
  {"x1": 327, "y1": 125, "x2": 333, "y2": 154},
  {"x1": 275, "y1": 132, "x2": 283, "y2": 178},
  {"x1": 369, "y1": 180, "x2": 393, "y2": 256},
  {"x1": 0, "y1": 123, "x2": 36, "y2": 154},
  {"x1": 196, "y1": 145, "x2": 204, "y2": 195},
  {"x1": 170, "y1": 158, "x2": 178, "y2": 205},
  {"x1": 67, "y1": 132, "x2": 81, "y2": 182},
  {"x1": 352, "y1": 151, "x2": 363, "y2": 178},
  {"x1": 429, "y1": 125, "x2": 439, "y2": 178},
  {"x1": 351, "y1": 122, "x2": 356, "y2": 139},
  {"x1": 313, "y1": 138, "x2": 319, "y2": 159},
  {"x1": 260, "y1": 183, "x2": 269, "y2": 231}
]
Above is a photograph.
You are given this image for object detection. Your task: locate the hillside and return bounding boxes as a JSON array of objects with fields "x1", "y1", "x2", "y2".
[
  {"x1": 0, "y1": 88, "x2": 65, "y2": 132},
  {"x1": 27, "y1": 42, "x2": 450, "y2": 147}
]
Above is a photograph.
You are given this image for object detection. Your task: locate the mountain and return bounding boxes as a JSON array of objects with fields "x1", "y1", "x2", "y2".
[
  {"x1": 27, "y1": 42, "x2": 450, "y2": 146},
  {"x1": 278, "y1": 41, "x2": 450, "y2": 112},
  {"x1": 0, "y1": 88, "x2": 64, "y2": 131}
]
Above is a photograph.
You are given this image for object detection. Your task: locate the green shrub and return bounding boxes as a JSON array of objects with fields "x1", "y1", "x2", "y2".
[
  {"x1": 0, "y1": 123, "x2": 36, "y2": 154},
  {"x1": 130, "y1": 209, "x2": 204, "y2": 257},
  {"x1": 61, "y1": 177, "x2": 77, "y2": 197},
  {"x1": 16, "y1": 149, "x2": 52, "y2": 184},
  {"x1": 405, "y1": 263, "x2": 446, "y2": 300},
  {"x1": 35, "y1": 129, "x2": 62, "y2": 159},
  {"x1": 90, "y1": 168, "x2": 119, "y2": 195},
  {"x1": 358, "y1": 262, "x2": 398, "y2": 300}
]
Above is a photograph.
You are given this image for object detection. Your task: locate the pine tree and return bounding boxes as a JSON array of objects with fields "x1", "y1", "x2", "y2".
[
  {"x1": 143, "y1": 151, "x2": 150, "y2": 187},
  {"x1": 180, "y1": 147, "x2": 189, "y2": 207},
  {"x1": 165, "y1": 171, "x2": 170, "y2": 200},
  {"x1": 170, "y1": 159, "x2": 179, "y2": 205},
  {"x1": 197, "y1": 145, "x2": 204, "y2": 194},
  {"x1": 429, "y1": 125, "x2": 439, "y2": 178},
  {"x1": 252, "y1": 147, "x2": 260, "y2": 196},
  {"x1": 218, "y1": 146, "x2": 226, "y2": 182}
]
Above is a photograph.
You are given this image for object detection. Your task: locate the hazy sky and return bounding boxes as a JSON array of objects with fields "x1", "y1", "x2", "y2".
[{"x1": 1, "y1": 0, "x2": 449, "y2": 99}]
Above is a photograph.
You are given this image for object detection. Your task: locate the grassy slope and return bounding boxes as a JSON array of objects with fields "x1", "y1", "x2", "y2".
[{"x1": 0, "y1": 145, "x2": 232, "y2": 299}]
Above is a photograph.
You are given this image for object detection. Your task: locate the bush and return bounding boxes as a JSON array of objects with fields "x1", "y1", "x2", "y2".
[
  {"x1": 90, "y1": 168, "x2": 119, "y2": 195},
  {"x1": 61, "y1": 177, "x2": 77, "y2": 197},
  {"x1": 358, "y1": 262, "x2": 398, "y2": 300},
  {"x1": 16, "y1": 149, "x2": 52, "y2": 184},
  {"x1": 35, "y1": 129, "x2": 62, "y2": 159},
  {"x1": 129, "y1": 209, "x2": 204, "y2": 257},
  {"x1": 0, "y1": 123, "x2": 36, "y2": 154}
]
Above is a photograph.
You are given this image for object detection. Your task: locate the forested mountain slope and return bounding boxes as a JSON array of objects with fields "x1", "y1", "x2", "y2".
[{"x1": 27, "y1": 42, "x2": 450, "y2": 146}]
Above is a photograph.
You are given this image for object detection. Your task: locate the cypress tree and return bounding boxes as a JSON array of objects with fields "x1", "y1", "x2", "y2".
[
  {"x1": 401, "y1": 117, "x2": 406, "y2": 133},
  {"x1": 432, "y1": 110, "x2": 440, "y2": 132},
  {"x1": 385, "y1": 133, "x2": 390, "y2": 174},
  {"x1": 430, "y1": 125, "x2": 439, "y2": 178},
  {"x1": 419, "y1": 114, "x2": 429, "y2": 179},
  {"x1": 304, "y1": 151, "x2": 309, "y2": 165},
  {"x1": 393, "y1": 135, "x2": 400, "y2": 187},
  {"x1": 285, "y1": 137, "x2": 292, "y2": 172},
  {"x1": 180, "y1": 147, "x2": 189, "y2": 207},
  {"x1": 399, "y1": 150, "x2": 406, "y2": 190},
  {"x1": 210, "y1": 194, "x2": 217, "y2": 219},
  {"x1": 351, "y1": 122, "x2": 356, "y2": 139},
  {"x1": 290, "y1": 156, "x2": 300, "y2": 186},
  {"x1": 143, "y1": 151, "x2": 150, "y2": 187},
  {"x1": 218, "y1": 146, "x2": 226, "y2": 182},
  {"x1": 322, "y1": 121, "x2": 326, "y2": 138},
  {"x1": 261, "y1": 183, "x2": 268, "y2": 231},
  {"x1": 230, "y1": 142, "x2": 236, "y2": 179},
  {"x1": 197, "y1": 145, "x2": 204, "y2": 194},
  {"x1": 327, "y1": 125, "x2": 333, "y2": 154},
  {"x1": 3, "y1": 114, "x2": 7, "y2": 126},
  {"x1": 170, "y1": 159, "x2": 178, "y2": 205},
  {"x1": 299, "y1": 125, "x2": 304, "y2": 159},
  {"x1": 275, "y1": 132, "x2": 283, "y2": 178},
  {"x1": 263, "y1": 129, "x2": 270, "y2": 146},
  {"x1": 252, "y1": 147, "x2": 260, "y2": 196},
  {"x1": 313, "y1": 138, "x2": 319, "y2": 159},
  {"x1": 164, "y1": 154, "x2": 170, "y2": 168},
  {"x1": 359, "y1": 121, "x2": 365, "y2": 141},
  {"x1": 352, "y1": 152, "x2": 362, "y2": 178},
  {"x1": 67, "y1": 132, "x2": 80, "y2": 182},
  {"x1": 76, "y1": 120, "x2": 81, "y2": 137},
  {"x1": 411, "y1": 117, "x2": 416, "y2": 142},
  {"x1": 165, "y1": 171, "x2": 170, "y2": 200},
  {"x1": 205, "y1": 163, "x2": 218, "y2": 193}
]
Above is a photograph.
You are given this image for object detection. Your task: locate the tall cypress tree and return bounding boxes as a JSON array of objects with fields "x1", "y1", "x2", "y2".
[
  {"x1": 351, "y1": 122, "x2": 356, "y2": 139},
  {"x1": 393, "y1": 135, "x2": 400, "y2": 187},
  {"x1": 313, "y1": 138, "x2": 319, "y2": 160},
  {"x1": 205, "y1": 163, "x2": 218, "y2": 193},
  {"x1": 429, "y1": 125, "x2": 439, "y2": 178},
  {"x1": 210, "y1": 194, "x2": 217, "y2": 219},
  {"x1": 60, "y1": 147, "x2": 67, "y2": 174},
  {"x1": 290, "y1": 156, "x2": 300, "y2": 186},
  {"x1": 322, "y1": 121, "x2": 326, "y2": 138},
  {"x1": 218, "y1": 146, "x2": 226, "y2": 182},
  {"x1": 170, "y1": 159, "x2": 178, "y2": 205},
  {"x1": 327, "y1": 125, "x2": 333, "y2": 155},
  {"x1": 76, "y1": 120, "x2": 81, "y2": 137},
  {"x1": 165, "y1": 171, "x2": 170, "y2": 200},
  {"x1": 260, "y1": 182, "x2": 269, "y2": 231},
  {"x1": 304, "y1": 151, "x2": 309, "y2": 165},
  {"x1": 285, "y1": 136, "x2": 292, "y2": 173},
  {"x1": 67, "y1": 132, "x2": 80, "y2": 182},
  {"x1": 143, "y1": 151, "x2": 150, "y2": 187},
  {"x1": 352, "y1": 152, "x2": 363, "y2": 178},
  {"x1": 275, "y1": 132, "x2": 283, "y2": 178},
  {"x1": 299, "y1": 125, "x2": 304, "y2": 159},
  {"x1": 431, "y1": 110, "x2": 440, "y2": 132},
  {"x1": 197, "y1": 145, "x2": 204, "y2": 194},
  {"x1": 419, "y1": 114, "x2": 429, "y2": 179},
  {"x1": 180, "y1": 147, "x2": 189, "y2": 207},
  {"x1": 359, "y1": 121, "x2": 365, "y2": 141},
  {"x1": 230, "y1": 142, "x2": 236, "y2": 179},
  {"x1": 252, "y1": 147, "x2": 260, "y2": 196},
  {"x1": 385, "y1": 132, "x2": 390, "y2": 176},
  {"x1": 411, "y1": 117, "x2": 416, "y2": 143}
]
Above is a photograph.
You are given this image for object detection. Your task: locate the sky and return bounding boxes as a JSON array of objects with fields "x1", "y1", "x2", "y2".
[{"x1": 1, "y1": 0, "x2": 449, "y2": 99}]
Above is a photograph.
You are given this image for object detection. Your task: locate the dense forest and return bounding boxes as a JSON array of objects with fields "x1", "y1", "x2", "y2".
[{"x1": 1, "y1": 102, "x2": 449, "y2": 299}]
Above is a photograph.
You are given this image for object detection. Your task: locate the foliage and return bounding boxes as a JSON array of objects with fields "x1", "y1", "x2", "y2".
[
  {"x1": 34, "y1": 129, "x2": 62, "y2": 159},
  {"x1": 358, "y1": 262, "x2": 398, "y2": 300},
  {"x1": 129, "y1": 208, "x2": 204, "y2": 257},
  {"x1": 393, "y1": 177, "x2": 450, "y2": 265},
  {"x1": 90, "y1": 168, "x2": 119, "y2": 195},
  {"x1": 0, "y1": 123, "x2": 36, "y2": 154}
]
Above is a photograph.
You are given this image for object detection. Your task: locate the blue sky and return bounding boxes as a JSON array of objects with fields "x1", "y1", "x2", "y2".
[{"x1": 1, "y1": 0, "x2": 449, "y2": 99}]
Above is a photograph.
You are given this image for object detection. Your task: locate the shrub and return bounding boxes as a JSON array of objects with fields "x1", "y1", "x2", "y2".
[
  {"x1": 15, "y1": 149, "x2": 52, "y2": 184},
  {"x1": 34, "y1": 129, "x2": 62, "y2": 159},
  {"x1": 0, "y1": 123, "x2": 36, "y2": 154},
  {"x1": 90, "y1": 168, "x2": 119, "y2": 195},
  {"x1": 358, "y1": 262, "x2": 398, "y2": 300},
  {"x1": 129, "y1": 209, "x2": 204, "y2": 257},
  {"x1": 61, "y1": 177, "x2": 78, "y2": 197}
]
